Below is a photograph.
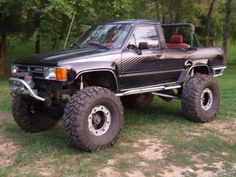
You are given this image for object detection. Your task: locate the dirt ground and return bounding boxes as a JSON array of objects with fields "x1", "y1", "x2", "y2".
[{"x1": 97, "y1": 119, "x2": 236, "y2": 177}]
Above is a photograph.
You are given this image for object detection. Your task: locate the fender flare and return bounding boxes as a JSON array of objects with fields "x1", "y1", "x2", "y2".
[
  {"x1": 75, "y1": 69, "x2": 119, "y2": 91},
  {"x1": 177, "y1": 64, "x2": 210, "y2": 84}
]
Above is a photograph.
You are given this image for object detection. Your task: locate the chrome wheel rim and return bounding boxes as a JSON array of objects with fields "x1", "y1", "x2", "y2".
[
  {"x1": 88, "y1": 105, "x2": 111, "y2": 136},
  {"x1": 200, "y1": 88, "x2": 213, "y2": 111}
]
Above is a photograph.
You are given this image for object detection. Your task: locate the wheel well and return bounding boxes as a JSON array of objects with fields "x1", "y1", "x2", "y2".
[
  {"x1": 178, "y1": 65, "x2": 211, "y2": 84},
  {"x1": 192, "y1": 66, "x2": 210, "y2": 75},
  {"x1": 78, "y1": 71, "x2": 118, "y2": 92}
]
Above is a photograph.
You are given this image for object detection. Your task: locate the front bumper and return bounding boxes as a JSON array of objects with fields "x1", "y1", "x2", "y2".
[{"x1": 9, "y1": 78, "x2": 46, "y2": 102}]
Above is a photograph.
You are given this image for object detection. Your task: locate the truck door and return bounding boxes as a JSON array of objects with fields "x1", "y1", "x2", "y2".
[{"x1": 120, "y1": 24, "x2": 183, "y2": 89}]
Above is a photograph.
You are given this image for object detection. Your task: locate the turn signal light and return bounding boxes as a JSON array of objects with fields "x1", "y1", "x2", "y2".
[{"x1": 56, "y1": 67, "x2": 67, "y2": 81}]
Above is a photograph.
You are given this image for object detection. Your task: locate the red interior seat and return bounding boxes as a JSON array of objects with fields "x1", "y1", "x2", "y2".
[{"x1": 166, "y1": 35, "x2": 189, "y2": 49}]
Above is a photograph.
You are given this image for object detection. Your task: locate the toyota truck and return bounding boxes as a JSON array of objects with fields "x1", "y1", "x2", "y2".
[{"x1": 9, "y1": 20, "x2": 226, "y2": 152}]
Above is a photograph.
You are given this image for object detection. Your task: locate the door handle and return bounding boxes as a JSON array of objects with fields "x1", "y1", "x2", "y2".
[{"x1": 156, "y1": 54, "x2": 163, "y2": 58}]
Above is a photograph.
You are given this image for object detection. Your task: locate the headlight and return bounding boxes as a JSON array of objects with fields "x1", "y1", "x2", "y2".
[
  {"x1": 44, "y1": 67, "x2": 67, "y2": 81},
  {"x1": 11, "y1": 65, "x2": 18, "y2": 75},
  {"x1": 44, "y1": 67, "x2": 56, "y2": 80}
]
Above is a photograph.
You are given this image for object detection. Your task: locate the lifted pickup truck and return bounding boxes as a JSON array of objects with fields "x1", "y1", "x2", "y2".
[{"x1": 9, "y1": 20, "x2": 226, "y2": 152}]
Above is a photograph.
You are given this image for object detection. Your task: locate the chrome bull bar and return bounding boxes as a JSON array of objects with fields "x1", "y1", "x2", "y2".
[{"x1": 9, "y1": 78, "x2": 46, "y2": 102}]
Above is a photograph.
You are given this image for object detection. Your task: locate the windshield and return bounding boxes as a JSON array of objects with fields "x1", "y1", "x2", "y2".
[{"x1": 81, "y1": 24, "x2": 132, "y2": 49}]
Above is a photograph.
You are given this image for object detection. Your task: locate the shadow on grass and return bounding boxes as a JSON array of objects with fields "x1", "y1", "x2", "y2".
[{"x1": 124, "y1": 98, "x2": 188, "y2": 124}]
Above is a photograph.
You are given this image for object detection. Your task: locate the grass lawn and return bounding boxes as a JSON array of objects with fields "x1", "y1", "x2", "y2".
[{"x1": 0, "y1": 41, "x2": 236, "y2": 176}]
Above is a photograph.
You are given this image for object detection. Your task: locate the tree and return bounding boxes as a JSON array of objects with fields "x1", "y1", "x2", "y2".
[
  {"x1": 206, "y1": 0, "x2": 217, "y2": 46},
  {"x1": 229, "y1": 0, "x2": 236, "y2": 44},
  {"x1": 22, "y1": 0, "x2": 53, "y2": 53},
  {"x1": 0, "y1": 12, "x2": 6, "y2": 75},
  {"x1": 223, "y1": 0, "x2": 232, "y2": 61},
  {"x1": 0, "y1": 0, "x2": 24, "y2": 74},
  {"x1": 0, "y1": 0, "x2": 235, "y2": 75}
]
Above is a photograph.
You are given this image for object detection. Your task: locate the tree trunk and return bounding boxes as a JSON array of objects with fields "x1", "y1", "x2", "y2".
[
  {"x1": 0, "y1": 32, "x2": 7, "y2": 75},
  {"x1": 0, "y1": 11, "x2": 6, "y2": 75},
  {"x1": 156, "y1": 0, "x2": 160, "y2": 21},
  {"x1": 35, "y1": 34, "x2": 41, "y2": 54},
  {"x1": 52, "y1": 37, "x2": 61, "y2": 51},
  {"x1": 223, "y1": 0, "x2": 232, "y2": 63},
  {"x1": 35, "y1": 12, "x2": 41, "y2": 54},
  {"x1": 206, "y1": 0, "x2": 217, "y2": 46}
]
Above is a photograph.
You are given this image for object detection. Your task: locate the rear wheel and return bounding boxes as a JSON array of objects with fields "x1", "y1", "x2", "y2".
[
  {"x1": 63, "y1": 86, "x2": 123, "y2": 152},
  {"x1": 12, "y1": 94, "x2": 60, "y2": 133},
  {"x1": 181, "y1": 74, "x2": 220, "y2": 122},
  {"x1": 121, "y1": 93, "x2": 154, "y2": 109}
]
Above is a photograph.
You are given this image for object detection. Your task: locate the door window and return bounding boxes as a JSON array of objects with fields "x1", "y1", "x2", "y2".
[{"x1": 128, "y1": 26, "x2": 159, "y2": 49}]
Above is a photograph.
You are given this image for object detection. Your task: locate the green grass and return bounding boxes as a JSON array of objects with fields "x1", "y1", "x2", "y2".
[
  {"x1": 227, "y1": 44, "x2": 236, "y2": 64},
  {"x1": 0, "y1": 79, "x2": 11, "y2": 112}
]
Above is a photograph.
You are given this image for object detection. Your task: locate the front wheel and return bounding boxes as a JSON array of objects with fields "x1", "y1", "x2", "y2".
[
  {"x1": 12, "y1": 94, "x2": 60, "y2": 133},
  {"x1": 63, "y1": 86, "x2": 123, "y2": 152},
  {"x1": 181, "y1": 74, "x2": 220, "y2": 123}
]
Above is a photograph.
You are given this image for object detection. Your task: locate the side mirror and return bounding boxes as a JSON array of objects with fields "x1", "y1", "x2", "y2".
[{"x1": 138, "y1": 42, "x2": 149, "y2": 50}]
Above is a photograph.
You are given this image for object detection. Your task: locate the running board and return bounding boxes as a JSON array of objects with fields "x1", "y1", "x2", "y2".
[{"x1": 116, "y1": 84, "x2": 181, "y2": 97}]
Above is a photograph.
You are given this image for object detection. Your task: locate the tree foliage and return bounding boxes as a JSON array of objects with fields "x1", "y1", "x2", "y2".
[{"x1": 0, "y1": 0, "x2": 235, "y2": 74}]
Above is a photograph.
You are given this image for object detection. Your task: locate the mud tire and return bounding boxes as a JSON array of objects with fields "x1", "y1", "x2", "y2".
[
  {"x1": 12, "y1": 94, "x2": 59, "y2": 133},
  {"x1": 63, "y1": 86, "x2": 123, "y2": 152},
  {"x1": 182, "y1": 74, "x2": 220, "y2": 123}
]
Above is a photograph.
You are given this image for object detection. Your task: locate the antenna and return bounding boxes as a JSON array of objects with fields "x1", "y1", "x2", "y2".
[{"x1": 64, "y1": 12, "x2": 76, "y2": 49}]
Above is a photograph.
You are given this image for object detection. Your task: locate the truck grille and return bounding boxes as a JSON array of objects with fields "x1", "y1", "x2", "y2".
[{"x1": 17, "y1": 65, "x2": 45, "y2": 79}]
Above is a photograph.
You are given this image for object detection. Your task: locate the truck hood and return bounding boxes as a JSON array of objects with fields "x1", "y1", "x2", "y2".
[{"x1": 13, "y1": 48, "x2": 114, "y2": 66}]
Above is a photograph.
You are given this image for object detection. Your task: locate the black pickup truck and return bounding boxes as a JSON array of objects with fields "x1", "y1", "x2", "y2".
[{"x1": 9, "y1": 19, "x2": 226, "y2": 152}]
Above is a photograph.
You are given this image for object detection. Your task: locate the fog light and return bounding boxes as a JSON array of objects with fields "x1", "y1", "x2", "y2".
[
  {"x1": 24, "y1": 74, "x2": 35, "y2": 88},
  {"x1": 11, "y1": 65, "x2": 18, "y2": 75}
]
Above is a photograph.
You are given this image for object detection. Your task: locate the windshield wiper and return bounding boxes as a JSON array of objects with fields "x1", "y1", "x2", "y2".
[{"x1": 87, "y1": 42, "x2": 110, "y2": 50}]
